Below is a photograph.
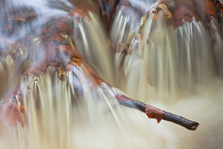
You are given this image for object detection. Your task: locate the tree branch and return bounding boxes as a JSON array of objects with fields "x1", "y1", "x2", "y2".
[{"x1": 115, "y1": 94, "x2": 199, "y2": 130}]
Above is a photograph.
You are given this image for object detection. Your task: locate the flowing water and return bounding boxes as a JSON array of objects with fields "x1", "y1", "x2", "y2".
[{"x1": 0, "y1": 0, "x2": 223, "y2": 149}]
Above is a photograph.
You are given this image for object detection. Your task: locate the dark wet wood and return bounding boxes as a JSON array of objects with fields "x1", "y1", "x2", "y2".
[{"x1": 115, "y1": 94, "x2": 199, "y2": 130}]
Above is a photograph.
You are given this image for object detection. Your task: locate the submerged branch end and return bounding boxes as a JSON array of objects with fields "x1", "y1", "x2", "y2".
[
  {"x1": 145, "y1": 105, "x2": 199, "y2": 130},
  {"x1": 162, "y1": 111, "x2": 199, "y2": 130},
  {"x1": 115, "y1": 94, "x2": 199, "y2": 131}
]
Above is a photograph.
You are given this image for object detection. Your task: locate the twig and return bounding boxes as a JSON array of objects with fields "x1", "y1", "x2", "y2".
[{"x1": 115, "y1": 94, "x2": 199, "y2": 130}]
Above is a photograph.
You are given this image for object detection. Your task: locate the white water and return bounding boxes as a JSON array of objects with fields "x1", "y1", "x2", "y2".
[{"x1": 0, "y1": 0, "x2": 223, "y2": 149}]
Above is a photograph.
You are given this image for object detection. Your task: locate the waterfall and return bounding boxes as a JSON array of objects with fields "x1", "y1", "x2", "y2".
[{"x1": 0, "y1": 0, "x2": 223, "y2": 148}]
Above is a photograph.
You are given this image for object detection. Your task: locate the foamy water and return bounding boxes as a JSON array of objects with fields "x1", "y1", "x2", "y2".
[{"x1": 0, "y1": 0, "x2": 223, "y2": 149}]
